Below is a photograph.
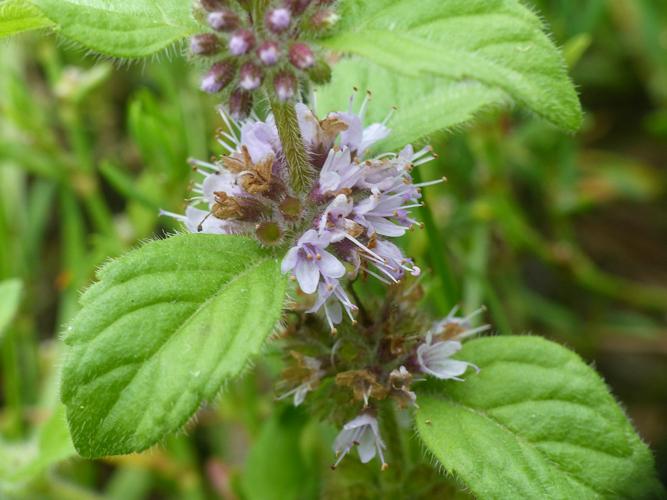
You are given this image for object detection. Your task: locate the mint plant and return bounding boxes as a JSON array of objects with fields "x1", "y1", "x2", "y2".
[{"x1": 1, "y1": 0, "x2": 663, "y2": 498}]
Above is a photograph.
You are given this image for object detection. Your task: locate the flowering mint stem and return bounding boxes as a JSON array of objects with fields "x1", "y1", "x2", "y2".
[{"x1": 271, "y1": 100, "x2": 312, "y2": 193}]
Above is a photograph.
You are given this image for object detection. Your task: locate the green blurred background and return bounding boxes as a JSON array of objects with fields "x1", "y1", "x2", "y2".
[{"x1": 1, "y1": 0, "x2": 665, "y2": 497}]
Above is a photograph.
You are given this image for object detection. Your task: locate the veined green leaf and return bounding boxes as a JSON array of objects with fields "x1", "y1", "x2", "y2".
[
  {"x1": 323, "y1": 0, "x2": 582, "y2": 131},
  {"x1": 29, "y1": 0, "x2": 199, "y2": 58},
  {"x1": 0, "y1": 278, "x2": 22, "y2": 340},
  {"x1": 61, "y1": 234, "x2": 287, "y2": 457},
  {"x1": 0, "y1": 1, "x2": 53, "y2": 39},
  {"x1": 316, "y1": 59, "x2": 507, "y2": 151},
  {"x1": 415, "y1": 336, "x2": 662, "y2": 499}
]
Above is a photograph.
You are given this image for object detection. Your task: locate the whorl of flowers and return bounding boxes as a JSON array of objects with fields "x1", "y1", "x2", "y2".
[
  {"x1": 162, "y1": 92, "x2": 443, "y2": 333},
  {"x1": 190, "y1": 0, "x2": 337, "y2": 117}
]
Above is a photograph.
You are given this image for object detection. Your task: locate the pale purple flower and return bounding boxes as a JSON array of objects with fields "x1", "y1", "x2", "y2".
[
  {"x1": 307, "y1": 278, "x2": 357, "y2": 332},
  {"x1": 328, "y1": 93, "x2": 391, "y2": 157},
  {"x1": 332, "y1": 413, "x2": 387, "y2": 470},
  {"x1": 431, "y1": 305, "x2": 491, "y2": 340},
  {"x1": 416, "y1": 333, "x2": 479, "y2": 381},
  {"x1": 318, "y1": 193, "x2": 355, "y2": 242},
  {"x1": 354, "y1": 189, "x2": 418, "y2": 237},
  {"x1": 281, "y1": 230, "x2": 345, "y2": 294},
  {"x1": 366, "y1": 239, "x2": 420, "y2": 282},
  {"x1": 240, "y1": 121, "x2": 279, "y2": 163},
  {"x1": 319, "y1": 148, "x2": 363, "y2": 194}
]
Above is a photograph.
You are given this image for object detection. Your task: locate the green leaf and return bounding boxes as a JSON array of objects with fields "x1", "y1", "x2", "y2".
[
  {"x1": 0, "y1": 0, "x2": 53, "y2": 38},
  {"x1": 28, "y1": 0, "x2": 199, "y2": 58},
  {"x1": 242, "y1": 407, "x2": 317, "y2": 500},
  {"x1": 323, "y1": 0, "x2": 582, "y2": 131},
  {"x1": 316, "y1": 59, "x2": 507, "y2": 151},
  {"x1": 61, "y1": 234, "x2": 287, "y2": 457},
  {"x1": 0, "y1": 278, "x2": 22, "y2": 340},
  {"x1": 415, "y1": 336, "x2": 662, "y2": 499}
]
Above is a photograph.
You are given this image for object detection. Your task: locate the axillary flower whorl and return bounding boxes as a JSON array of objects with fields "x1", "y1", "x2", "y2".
[
  {"x1": 190, "y1": 0, "x2": 338, "y2": 117},
  {"x1": 161, "y1": 92, "x2": 444, "y2": 332}
]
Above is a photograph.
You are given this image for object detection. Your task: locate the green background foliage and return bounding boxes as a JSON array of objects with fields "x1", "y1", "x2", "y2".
[{"x1": 0, "y1": 0, "x2": 666, "y2": 497}]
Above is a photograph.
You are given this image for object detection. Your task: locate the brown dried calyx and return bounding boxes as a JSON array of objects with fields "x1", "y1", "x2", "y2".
[
  {"x1": 212, "y1": 192, "x2": 263, "y2": 221},
  {"x1": 336, "y1": 369, "x2": 388, "y2": 406}
]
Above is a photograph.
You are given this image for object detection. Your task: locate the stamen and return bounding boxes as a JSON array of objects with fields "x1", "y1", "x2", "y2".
[
  {"x1": 359, "y1": 90, "x2": 371, "y2": 120},
  {"x1": 188, "y1": 158, "x2": 218, "y2": 171},
  {"x1": 412, "y1": 177, "x2": 446, "y2": 188},
  {"x1": 158, "y1": 209, "x2": 187, "y2": 222},
  {"x1": 197, "y1": 211, "x2": 214, "y2": 232},
  {"x1": 382, "y1": 106, "x2": 397, "y2": 126}
]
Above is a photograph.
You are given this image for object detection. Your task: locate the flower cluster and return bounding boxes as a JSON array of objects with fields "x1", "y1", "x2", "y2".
[
  {"x1": 191, "y1": 0, "x2": 337, "y2": 117},
  {"x1": 278, "y1": 293, "x2": 490, "y2": 470},
  {"x1": 163, "y1": 93, "x2": 442, "y2": 333},
  {"x1": 162, "y1": 94, "x2": 487, "y2": 471}
]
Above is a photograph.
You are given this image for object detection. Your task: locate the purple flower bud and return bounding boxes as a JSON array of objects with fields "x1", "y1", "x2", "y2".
[
  {"x1": 239, "y1": 62, "x2": 263, "y2": 90},
  {"x1": 289, "y1": 43, "x2": 315, "y2": 70},
  {"x1": 201, "y1": 60, "x2": 237, "y2": 93},
  {"x1": 310, "y1": 8, "x2": 339, "y2": 30},
  {"x1": 273, "y1": 71, "x2": 297, "y2": 101},
  {"x1": 190, "y1": 34, "x2": 219, "y2": 56},
  {"x1": 287, "y1": 0, "x2": 312, "y2": 15},
  {"x1": 228, "y1": 29, "x2": 256, "y2": 56},
  {"x1": 265, "y1": 7, "x2": 291, "y2": 33},
  {"x1": 257, "y1": 41, "x2": 280, "y2": 66},
  {"x1": 229, "y1": 89, "x2": 253, "y2": 119},
  {"x1": 208, "y1": 9, "x2": 239, "y2": 32},
  {"x1": 200, "y1": 0, "x2": 227, "y2": 12}
]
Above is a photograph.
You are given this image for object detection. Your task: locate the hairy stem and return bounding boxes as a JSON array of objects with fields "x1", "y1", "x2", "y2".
[{"x1": 271, "y1": 100, "x2": 312, "y2": 193}]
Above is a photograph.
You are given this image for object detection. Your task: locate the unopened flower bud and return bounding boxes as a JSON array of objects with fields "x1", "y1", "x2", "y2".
[
  {"x1": 229, "y1": 88, "x2": 253, "y2": 119},
  {"x1": 256, "y1": 221, "x2": 282, "y2": 244},
  {"x1": 201, "y1": 60, "x2": 237, "y2": 93},
  {"x1": 239, "y1": 62, "x2": 263, "y2": 90},
  {"x1": 287, "y1": 0, "x2": 312, "y2": 15},
  {"x1": 307, "y1": 59, "x2": 331, "y2": 84},
  {"x1": 200, "y1": 0, "x2": 227, "y2": 12},
  {"x1": 190, "y1": 33, "x2": 219, "y2": 56},
  {"x1": 229, "y1": 29, "x2": 256, "y2": 55},
  {"x1": 310, "y1": 8, "x2": 339, "y2": 30},
  {"x1": 257, "y1": 41, "x2": 280, "y2": 66},
  {"x1": 266, "y1": 7, "x2": 291, "y2": 33},
  {"x1": 208, "y1": 9, "x2": 239, "y2": 32},
  {"x1": 273, "y1": 71, "x2": 297, "y2": 101},
  {"x1": 289, "y1": 43, "x2": 315, "y2": 70}
]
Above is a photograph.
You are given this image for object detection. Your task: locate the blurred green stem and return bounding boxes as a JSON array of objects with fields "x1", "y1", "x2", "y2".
[{"x1": 412, "y1": 169, "x2": 458, "y2": 311}]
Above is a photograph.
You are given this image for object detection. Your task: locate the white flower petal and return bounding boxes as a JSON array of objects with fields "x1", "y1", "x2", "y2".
[
  {"x1": 357, "y1": 429, "x2": 377, "y2": 463},
  {"x1": 318, "y1": 250, "x2": 345, "y2": 278},
  {"x1": 295, "y1": 258, "x2": 320, "y2": 294},
  {"x1": 281, "y1": 246, "x2": 300, "y2": 273}
]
